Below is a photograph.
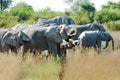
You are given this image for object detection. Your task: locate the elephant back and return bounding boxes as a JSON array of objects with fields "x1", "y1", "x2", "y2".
[
  {"x1": 11, "y1": 24, "x2": 31, "y2": 31},
  {"x1": 90, "y1": 24, "x2": 106, "y2": 31},
  {"x1": 33, "y1": 16, "x2": 75, "y2": 27}
]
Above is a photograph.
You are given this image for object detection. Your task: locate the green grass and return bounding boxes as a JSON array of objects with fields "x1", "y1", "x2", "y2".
[
  {"x1": 21, "y1": 57, "x2": 62, "y2": 80},
  {"x1": 0, "y1": 53, "x2": 62, "y2": 80}
]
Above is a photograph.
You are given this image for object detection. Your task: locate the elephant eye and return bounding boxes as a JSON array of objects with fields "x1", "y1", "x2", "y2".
[
  {"x1": 70, "y1": 30, "x2": 75, "y2": 35},
  {"x1": 68, "y1": 36, "x2": 72, "y2": 38}
]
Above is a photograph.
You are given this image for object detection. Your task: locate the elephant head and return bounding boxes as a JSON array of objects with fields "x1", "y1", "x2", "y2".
[
  {"x1": 2, "y1": 30, "x2": 31, "y2": 47},
  {"x1": 58, "y1": 24, "x2": 77, "y2": 42},
  {"x1": 62, "y1": 17, "x2": 75, "y2": 25},
  {"x1": 15, "y1": 30, "x2": 31, "y2": 46},
  {"x1": 98, "y1": 31, "x2": 114, "y2": 50},
  {"x1": 60, "y1": 39, "x2": 77, "y2": 49},
  {"x1": 44, "y1": 24, "x2": 77, "y2": 44},
  {"x1": 90, "y1": 24, "x2": 106, "y2": 31}
]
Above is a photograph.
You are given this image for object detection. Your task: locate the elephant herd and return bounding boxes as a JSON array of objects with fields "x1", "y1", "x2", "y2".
[{"x1": 0, "y1": 16, "x2": 114, "y2": 61}]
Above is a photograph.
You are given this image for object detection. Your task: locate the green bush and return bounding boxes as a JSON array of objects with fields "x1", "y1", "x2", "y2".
[
  {"x1": 94, "y1": 9, "x2": 120, "y2": 23},
  {"x1": 70, "y1": 11, "x2": 90, "y2": 25},
  {"x1": 0, "y1": 11, "x2": 19, "y2": 28},
  {"x1": 38, "y1": 9, "x2": 65, "y2": 19},
  {"x1": 10, "y1": 2, "x2": 34, "y2": 22},
  {"x1": 105, "y1": 21, "x2": 120, "y2": 31}
]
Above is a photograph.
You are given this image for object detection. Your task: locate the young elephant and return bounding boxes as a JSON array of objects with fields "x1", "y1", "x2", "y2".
[
  {"x1": 78, "y1": 31, "x2": 114, "y2": 52},
  {"x1": 1, "y1": 30, "x2": 31, "y2": 54}
]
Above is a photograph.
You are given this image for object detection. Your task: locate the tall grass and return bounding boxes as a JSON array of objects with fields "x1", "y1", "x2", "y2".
[
  {"x1": 0, "y1": 31, "x2": 120, "y2": 80},
  {"x1": 62, "y1": 49, "x2": 120, "y2": 80},
  {"x1": 0, "y1": 53, "x2": 62, "y2": 80},
  {"x1": 62, "y1": 31, "x2": 120, "y2": 80},
  {"x1": 21, "y1": 56, "x2": 62, "y2": 80},
  {"x1": 0, "y1": 53, "x2": 22, "y2": 80}
]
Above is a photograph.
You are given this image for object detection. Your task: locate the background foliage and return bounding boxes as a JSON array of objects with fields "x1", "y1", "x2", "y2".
[
  {"x1": 0, "y1": 0, "x2": 120, "y2": 30},
  {"x1": 0, "y1": 0, "x2": 12, "y2": 11}
]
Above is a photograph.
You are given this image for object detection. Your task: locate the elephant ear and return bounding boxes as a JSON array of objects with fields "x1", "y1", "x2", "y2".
[
  {"x1": 90, "y1": 24, "x2": 106, "y2": 31},
  {"x1": 97, "y1": 31, "x2": 107, "y2": 41},
  {"x1": 2, "y1": 30, "x2": 19, "y2": 47},
  {"x1": 17, "y1": 31, "x2": 30, "y2": 41},
  {"x1": 67, "y1": 17, "x2": 75, "y2": 24},
  {"x1": 44, "y1": 27, "x2": 63, "y2": 44},
  {"x1": 97, "y1": 31, "x2": 109, "y2": 49}
]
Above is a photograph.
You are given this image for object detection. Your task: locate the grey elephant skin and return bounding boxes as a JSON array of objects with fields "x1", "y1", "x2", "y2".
[
  {"x1": 78, "y1": 31, "x2": 114, "y2": 52},
  {"x1": 0, "y1": 29, "x2": 8, "y2": 52},
  {"x1": 60, "y1": 39, "x2": 78, "y2": 58},
  {"x1": 33, "y1": 16, "x2": 75, "y2": 27},
  {"x1": 70, "y1": 23, "x2": 106, "y2": 40},
  {"x1": 11, "y1": 24, "x2": 76, "y2": 60},
  {"x1": 1, "y1": 30, "x2": 31, "y2": 54}
]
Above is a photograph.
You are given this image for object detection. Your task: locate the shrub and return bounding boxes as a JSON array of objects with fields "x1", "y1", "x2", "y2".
[
  {"x1": 94, "y1": 9, "x2": 120, "y2": 23},
  {"x1": 10, "y1": 2, "x2": 34, "y2": 22},
  {"x1": 105, "y1": 20, "x2": 120, "y2": 31},
  {"x1": 70, "y1": 11, "x2": 90, "y2": 25},
  {"x1": 0, "y1": 11, "x2": 19, "y2": 28}
]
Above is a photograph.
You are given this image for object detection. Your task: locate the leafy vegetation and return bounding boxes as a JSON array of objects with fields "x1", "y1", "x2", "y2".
[
  {"x1": 0, "y1": 1, "x2": 120, "y2": 80},
  {"x1": 1, "y1": 0, "x2": 120, "y2": 29},
  {"x1": 0, "y1": 0, "x2": 12, "y2": 11},
  {"x1": 10, "y1": 2, "x2": 34, "y2": 22},
  {"x1": 105, "y1": 20, "x2": 120, "y2": 31}
]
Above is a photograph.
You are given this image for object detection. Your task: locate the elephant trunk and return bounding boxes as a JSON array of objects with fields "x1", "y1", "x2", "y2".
[
  {"x1": 103, "y1": 36, "x2": 114, "y2": 50},
  {"x1": 103, "y1": 41, "x2": 108, "y2": 49},
  {"x1": 111, "y1": 37, "x2": 114, "y2": 50}
]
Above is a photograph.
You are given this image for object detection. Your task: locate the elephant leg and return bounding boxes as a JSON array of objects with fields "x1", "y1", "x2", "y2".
[
  {"x1": 21, "y1": 44, "x2": 29, "y2": 61},
  {"x1": 2, "y1": 43, "x2": 9, "y2": 54},
  {"x1": 60, "y1": 48, "x2": 66, "y2": 60},
  {"x1": 48, "y1": 42, "x2": 57, "y2": 60},
  {"x1": 41, "y1": 50, "x2": 52, "y2": 60},
  {"x1": 93, "y1": 45, "x2": 97, "y2": 51},
  {"x1": 97, "y1": 40, "x2": 101, "y2": 53},
  {"x1": 80, "y1": 45, "x2": 88, "y2": 53},
  {"x1": 12, "y1": 47, "x2": 18, "y2": 56},
  {"x1": 52, "y1": 46, "x2": 57, "y2": 60},
  {"x1": 58, "y1": 44, "x2": 66, "y2": 60},
  {"x1": 45, "y1": 50, "x2": 52, "y2": 60},
  {"x1": 57, "y1": 44, "x2": 61, "y2": 58}
]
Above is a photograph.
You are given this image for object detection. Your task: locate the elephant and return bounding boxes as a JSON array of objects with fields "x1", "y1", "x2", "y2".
[
  {"x1": 70, "y1": 23, "x2": 106, "y2": 40},
  {"x1": 33, "y1": 18, "x2": 50, "y2": 27},
  {"x1": 33, "y1": 16, "x2": 75, "y2": 27},
  {"x1": 77, "y1": 31, "x2": 114, "y2": 52},
  {"x1": 11, "y1": 24, "x2": 76, "y2": 60},
  {"x1": 59, "y1": 39, "x2": 78, "y2": 59},
  {"x1": 1, "y1": 30, "x2": 31, "y2": 54},
  {"x1": 12, "y1": 24, "x2": 31, "y2": 31},
  {"x1": 0, "y1": 29, "x2": 8, "y2": 52}
]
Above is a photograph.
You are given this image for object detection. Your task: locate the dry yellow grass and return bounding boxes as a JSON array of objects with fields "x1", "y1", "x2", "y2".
[
  {"x1": 0, "y1": 52, "x2": 62, "y2": 80},
  {"x1": 0, "y1": 53, "x2": 22, "y2": 80},
  {"x1": 0, "y1": 31, "x2": 120, "y2": 80},
  {"x1": 62, "y1": 49, "x2": 120, "y2": 80},
  {"x1": 110, "y1": 31, "x2": 120, "y2": 49},
  {"x1": 62, "y1": 31, "x2": 120, "y2": 80}
]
